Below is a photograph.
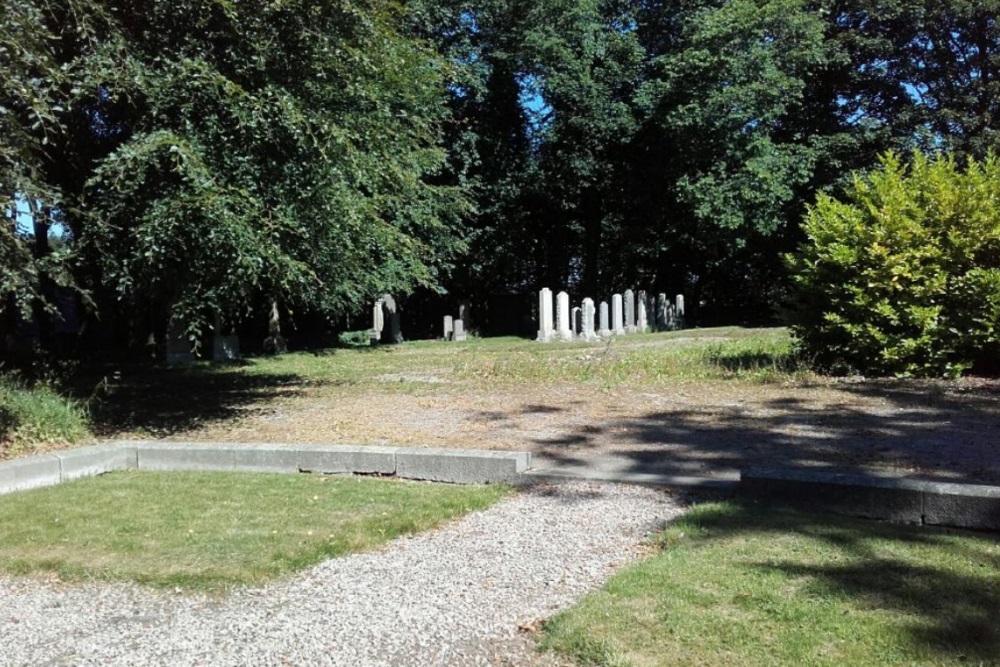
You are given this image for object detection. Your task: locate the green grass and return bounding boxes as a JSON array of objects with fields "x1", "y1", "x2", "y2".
[
  {"x1": 0, "y1": 471, "x2": 509, "y2": 591},
  {"x1": 541, "y1": 501, "x2": 1000, "y2": 667},
  {"x1": 0, "y1": 377, "x2": 91, "y2": 457},
  {"x1": 238, "y1": 326, "x2": 808, "y2": 390}
]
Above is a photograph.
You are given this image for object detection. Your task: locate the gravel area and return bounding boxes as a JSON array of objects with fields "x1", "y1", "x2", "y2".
[{"x1": 0, "y1": 482, "x2": 684, "y2": 667}]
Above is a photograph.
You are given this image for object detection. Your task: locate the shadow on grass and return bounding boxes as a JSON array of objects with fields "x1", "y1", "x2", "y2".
[
  {"x1": 702, "y1": 344, "x2": 804, "y2": 375},
  {"x1": 677, "y1": 502, "x2": 1000, "y2": 662},
  {"x1": 69, "y1": 361, "x2": 322, "y2": 437}
]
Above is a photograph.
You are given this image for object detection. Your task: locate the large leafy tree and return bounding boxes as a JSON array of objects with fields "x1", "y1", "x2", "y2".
[{"x1": 2, "y1": 0, "x2": 467, "y2": 354}]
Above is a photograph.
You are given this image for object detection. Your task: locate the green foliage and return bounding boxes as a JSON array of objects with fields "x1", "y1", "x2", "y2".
[
  {"x1": 787, "y1": 151, "x2": 1000, "y2": 377},
  {"x1": 0, "y1": 376, "x2": 91, "y2": 455}
]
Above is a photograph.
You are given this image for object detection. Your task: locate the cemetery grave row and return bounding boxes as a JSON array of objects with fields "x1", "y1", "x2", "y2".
[{"x1": 369, "y1": 289, "x2": 686, "y2": 344}]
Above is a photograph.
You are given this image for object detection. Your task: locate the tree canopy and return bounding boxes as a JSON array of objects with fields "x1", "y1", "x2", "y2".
[{"x1": 2, "y1": 0, "x2": 997, "y2": 356}]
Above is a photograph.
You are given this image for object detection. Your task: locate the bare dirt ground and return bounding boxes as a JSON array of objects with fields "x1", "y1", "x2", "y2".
[
  {"x1": 91, "y1": 330, "x2": 1000, "y2": 485},
  {"x1": 179, "y1": 380, "x2": 1000, "y2": 483}
]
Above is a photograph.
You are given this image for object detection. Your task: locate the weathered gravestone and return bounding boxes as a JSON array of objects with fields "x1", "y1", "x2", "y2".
[
  {"x1": 536, "y1": 288, "x2": 554, "y2": 342},
  {"x1": 656, "y1": 293, "x2": 668, "y2": 330},
  {"x1": 581, "y1": 298, "x2": 599, "y2": 341},
  {"x1": 624, "y1": 289, "x2": 636, "y2": 334},
  {"x1": 637, "y1": 290, "x2": 649, "y2": 333},
  {"x1": 453, "y1": 319, "x2": 468, "y2": 342},
  {"x1": 443, "y1": 315, "x2": 454, "y2": 341},
  {"x1": 459, "y1": 302, "x2": 474, "y2": 334},
  {"x1": 598, "y1": 301, "x2": 611, "y2": 337},
  {"x1": 165, "y1": 317, "x2": 195, "y2": 365},
  {"x1": 676, "y1": 294, "x2": 685, "y2": 329},
  {"x1": 612, "y1": 294, "x2": 625, "y2": 336},
  {"x1": 572, "y1": 306, "x2": 582, "y2": 337},
  {"x1": 379, "y1": 294, "x2": 403, "y2": 344}
]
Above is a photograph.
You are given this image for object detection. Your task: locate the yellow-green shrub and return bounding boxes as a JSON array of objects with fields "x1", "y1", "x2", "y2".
[{"x1": 786, "y1": 151, "x2": 1000, "y2": 377}]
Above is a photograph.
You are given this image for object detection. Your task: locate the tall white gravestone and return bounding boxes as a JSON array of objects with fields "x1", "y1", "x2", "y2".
[
  {"x1": 443, "y1": 315, "x2": 454, "y2": 341},
  {"x1": 571, "y1": 306, "x2": 582, "y2": 337},
  {"x1": 582, "y1": 298, "x2": 599, "y2": 341},
  {"x1": 556, "y1": 291, "x2": 573, "y2": 342},
  {"x1": 453, "y1": 319, "x2": 468, "y2": 342},
  {"x1": 612, "y1": 294, "x2": 625, "y2": 336},
  {"x1": 536, "y1": 288, "x2": 554, "y2": 342},
  {"x1": 676, "y1": 294, "x2": 685, "y2": 329},
  {"x1": 598, "y1": 301, "x2": 611, "y2": 337}
]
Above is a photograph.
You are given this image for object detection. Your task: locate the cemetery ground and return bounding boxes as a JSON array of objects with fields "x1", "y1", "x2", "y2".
[
  {"x1": 74, "y1": 326, "x2": 1000, "y2": 485},
  {"x1": 2, "y1": 327, "x2": 999, "y2": 666}
]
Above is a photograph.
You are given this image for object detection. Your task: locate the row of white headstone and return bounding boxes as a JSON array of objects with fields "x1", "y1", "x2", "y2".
[{"x1": 536, "y1": 288, "x2": 685, "y2": 342}]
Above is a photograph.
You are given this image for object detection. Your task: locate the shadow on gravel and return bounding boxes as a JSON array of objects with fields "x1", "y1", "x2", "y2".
[
  {"x1": 530, "y1": 380, "x2": 1000, "y2": 485},
  {"x1": 69, "y1": 362, "x2": 322, "y2": 438}
]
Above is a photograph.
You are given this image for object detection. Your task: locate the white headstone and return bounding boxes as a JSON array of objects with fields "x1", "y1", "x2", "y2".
[
  {"x1": 453, "y1": 318, "x2": 467, "y2": 342},
  {"x1": 571, "y1": 306, "x2": 582, "y2": 336},
  {"x1": 582, "y1": 298, "x2": 598, "y2": 341},
  {"x1": 612, "y1": 294, "x2": 625, "y2": 336},
  {"x1": 536, "y1": 288, "x2": 554, "y2": 342},
  {"x1": 556, "y1": 291, "x2": 573, "y2": 341},
  {"x1": 444, "y1": 315, "x2": 454, "y2": 340},
  {"x1": 676, "y1": 294, "x2": 685, "y2": 328},
  {"x1": 598, "y1": 301, "x2": 611, "y2": 337},
  {"x1": 623, "y1": 289, "x2": 636, "y2": 333},
  {"x1": 637, "y1": 290, "x2": 649, "y2": 333}
]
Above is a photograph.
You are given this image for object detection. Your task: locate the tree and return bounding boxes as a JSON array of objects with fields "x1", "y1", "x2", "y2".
[{"x1": 2, "y1": 0, "x2": 468, "y2": 355}]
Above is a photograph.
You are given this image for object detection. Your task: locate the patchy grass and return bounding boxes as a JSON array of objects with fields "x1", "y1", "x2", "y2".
[
  {"x1": 0, "y1": 377, "x2": 91, "y2": 458},
  {"x1": 242, "y1": 326, "x2": 808, "y2": 390},
  {"x1": 541, "y1": 501, "x2": 1000, "y2": 667},
  {"x1": 451, "y1": 328, "x2": 808, "y2": 386},
  {"x1": 0, "y1": 471, "x2": 509, "y2": 591}
]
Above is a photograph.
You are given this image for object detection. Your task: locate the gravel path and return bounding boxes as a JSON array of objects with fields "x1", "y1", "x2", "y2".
[{"x1": 0, "y1": 482, "x2": 684, "y2": 667}]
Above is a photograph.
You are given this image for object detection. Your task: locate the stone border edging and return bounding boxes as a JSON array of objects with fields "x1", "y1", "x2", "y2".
[
  {"x1": 0, "y1": 442, "x2": 531, "y2": 495},
  {"x1": 741, "y1": 468, "x2": 1000, "y2": 531}
]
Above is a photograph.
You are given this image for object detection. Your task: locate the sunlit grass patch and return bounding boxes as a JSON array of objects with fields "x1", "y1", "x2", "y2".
[
  {"x1": 541, "y1": 501, "x2": 1000, "y2": 667},
  {"x1": 0, "y1": 377, "x2": 91, "y2": 458},
  {"x1": 0, "y1": 471, "x2": 509, "y2": 591}
]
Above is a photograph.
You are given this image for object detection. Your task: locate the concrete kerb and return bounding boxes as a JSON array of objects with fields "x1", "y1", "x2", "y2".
[
  {"x1": 741, "y1": 468, "x2": 1000, "y2": 532},
  {"x1": 0, "y1": 442, "x2": 533, "y2": 495}
]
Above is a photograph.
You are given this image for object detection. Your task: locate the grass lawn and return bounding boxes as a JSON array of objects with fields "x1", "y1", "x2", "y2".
[
  {"x1": 0, "y1": 471, "x2": 509, "y2": 591},
  {"x1": 541, "y1": 501, "x2": 1000, "y2": 667}
]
